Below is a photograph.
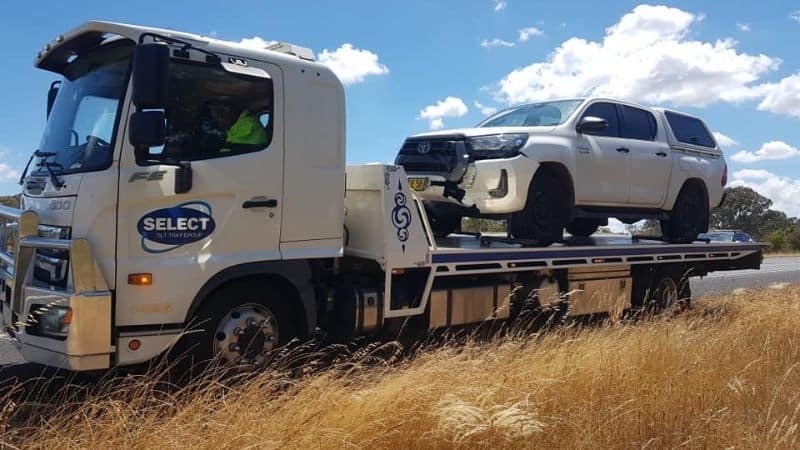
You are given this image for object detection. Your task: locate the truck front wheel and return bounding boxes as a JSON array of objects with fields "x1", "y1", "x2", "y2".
[{"x1": 179, "y1": 280, "x2": 297, "y2": 367}]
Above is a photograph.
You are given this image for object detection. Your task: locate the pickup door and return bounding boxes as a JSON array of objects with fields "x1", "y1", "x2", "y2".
[
  {"x1": 620, "y1": 105, "x2": 671, "y2": 207},
  {"x1": 574, "y1": 101, "x2": 630, "y2": 205}
]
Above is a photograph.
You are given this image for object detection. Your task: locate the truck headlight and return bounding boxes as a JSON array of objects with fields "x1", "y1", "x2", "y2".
[
  {"x1": 467, "y1": 133, "x2": 528, "y2": 160},
  {"x1": 37, "y1": 305, "x2": 72, "y2": 337}
]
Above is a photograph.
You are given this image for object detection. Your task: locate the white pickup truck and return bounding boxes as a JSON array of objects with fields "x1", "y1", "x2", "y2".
[{"x1": 396, "y1": 98, "x2": 727, "y2": 245}]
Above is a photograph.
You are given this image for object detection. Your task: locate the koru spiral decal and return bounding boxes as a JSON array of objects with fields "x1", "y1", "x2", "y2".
[{"x1": 391, "y1": 178, "x2": 412, "y2": 252}]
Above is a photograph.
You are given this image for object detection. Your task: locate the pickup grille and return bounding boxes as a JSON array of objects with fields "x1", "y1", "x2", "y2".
[{"x1": 395, "y1": 137, "x2": 464, "y2": 176}]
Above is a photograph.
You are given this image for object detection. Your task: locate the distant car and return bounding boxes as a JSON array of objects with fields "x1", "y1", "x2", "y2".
[
  {"x1": 698, "y1": 230, "x2": 753, "y2": 243},
  {"x1": 396, "y1": 97, "x2": 727, "y2": 245}
]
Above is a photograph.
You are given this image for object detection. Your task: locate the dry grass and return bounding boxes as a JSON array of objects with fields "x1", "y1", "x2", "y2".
[{"x1": 3, "y1": 286, "x2": 800, "y2": 449}]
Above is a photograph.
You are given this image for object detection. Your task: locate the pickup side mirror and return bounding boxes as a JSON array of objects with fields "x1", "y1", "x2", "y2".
[
  {"x1": 576, "y1": 116, "x2": 609, "y2": 134},
  {"x1": 47, "y1": 81, "x2": 60, "y2": 118},
  {"x1": 132, "y1": 43, "x2": 170, "y2": 109}
]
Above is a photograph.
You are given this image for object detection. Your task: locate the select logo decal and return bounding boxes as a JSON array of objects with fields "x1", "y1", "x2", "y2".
[{"x1": 137, "y1": 201, "x2": 216, "y2": 253}]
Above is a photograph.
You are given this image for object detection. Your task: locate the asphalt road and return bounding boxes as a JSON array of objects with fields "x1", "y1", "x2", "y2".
[
  {"x1": 692, "y1": 256, "x2": 800, "y2": 297},
  {"x1": 0, "y1": 256, "x2": 797, "y2": 368}
]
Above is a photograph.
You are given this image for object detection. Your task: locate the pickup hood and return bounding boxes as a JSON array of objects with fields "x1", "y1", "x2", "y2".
[{"x1": 407, "y1": 126, "x2": 555, "y2": 139}]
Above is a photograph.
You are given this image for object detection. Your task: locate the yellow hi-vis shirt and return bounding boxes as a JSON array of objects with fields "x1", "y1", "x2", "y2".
[{"x1": 222, "y1": 112, "x2": 267, "y2": 151}]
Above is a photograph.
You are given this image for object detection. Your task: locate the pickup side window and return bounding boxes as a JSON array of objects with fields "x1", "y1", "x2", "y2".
[
  {"x1": 580, "y1": 102, "x2": 619, "y2": 137},
  {"x1": 664, "y1": 111, "x2": 715, "y2": 148},
  {"x1": 158, "y1": 61, "x2": 274, "y2": 161},
  {"x1": 619, "y1": 105, "x2": 657, "y2": 141}
]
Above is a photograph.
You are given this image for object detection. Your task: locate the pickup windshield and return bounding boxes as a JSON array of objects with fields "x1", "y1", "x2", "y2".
[
  {"x1": 34, "y1": 41, "x2": 133, "y2": 176},
  {"x1": 478, "y1": 99, "x2": 584, "y2": 128}
]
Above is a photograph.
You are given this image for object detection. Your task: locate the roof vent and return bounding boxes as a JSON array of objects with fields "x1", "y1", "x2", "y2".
[{"x1": 264, "y1": 42, "x2": 315, "y2": 61}]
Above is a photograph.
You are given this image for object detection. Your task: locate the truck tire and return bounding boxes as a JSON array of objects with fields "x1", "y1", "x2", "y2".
[
  {"x1": 661, "y1": 183, "x2": 708, "y2": 244},
  {"x1": 647, "y1": 270, "x2": 691, "y2": 313},
  {"x1": 175, "y1": 279, "x2": 298, "y2": 368},
  {"x1": 566, "y1": 219, "x2": 600, "y2": 237},
  {"x1": 510, "y1": 272, "x2": 569, "y2": 329},
  {"x1": 510, "y1": 171, "x2": 570, "y2": 246}
]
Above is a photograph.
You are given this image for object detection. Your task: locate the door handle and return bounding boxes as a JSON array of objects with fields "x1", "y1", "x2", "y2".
[
  {"x1": 616, "y1": 147, "x2": 630, "y2": 153},
  {"x1": 656, "y1": 151, "x2": 668, "y2": 157},
  {"x1": 242, "y1": 199, "x2": 278, "y2": 209}
]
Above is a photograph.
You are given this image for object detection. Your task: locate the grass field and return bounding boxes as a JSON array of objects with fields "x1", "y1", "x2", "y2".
[{"x1": 3, "y1": 286, "x2": 800, "y2": 449}]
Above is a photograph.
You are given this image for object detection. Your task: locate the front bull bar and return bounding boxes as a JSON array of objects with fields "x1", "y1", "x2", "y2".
[{"x1": 0, "y1": 205, "x2": 112, "y2": 370}]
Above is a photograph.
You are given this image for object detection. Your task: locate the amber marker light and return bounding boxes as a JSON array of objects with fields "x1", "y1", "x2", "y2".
[
  {"x1": 128, "y1": 273, "x2": 153, "y2": 285},
  {"x1": 128, "y1": 339, "x2": 141, "y2": 351}
]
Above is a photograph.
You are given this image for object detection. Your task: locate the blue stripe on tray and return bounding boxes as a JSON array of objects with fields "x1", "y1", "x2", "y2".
[{"x1": 430, "y1": 244, "x2": 765, "y2": 264}]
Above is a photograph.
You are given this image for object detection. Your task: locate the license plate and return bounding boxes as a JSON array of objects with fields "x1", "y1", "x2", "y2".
[{"x1": 408, "y1": 177, "x2": 429, "y2": 191}]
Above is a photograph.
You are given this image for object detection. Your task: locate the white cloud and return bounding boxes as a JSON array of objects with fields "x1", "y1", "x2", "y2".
[
  {"x1": 713, "y1": 131, "x2": 738, "y2": 148},
  {"x1": 518, "y1": 27, "x2": 544, "y2": 42},
  {"x1": 791, "y1": 11, "x2": 800, "y2": 23},
  {"x1": 474, "y1": 101, "x2": 498, "y2": 116},
  {"x1": 481, "y1": 38, "x2": 515, "y2": 48},
  {"x1": 318, "y1": 43, "x2": 389, "y2": 85},
  {"x1": 494, "y1": 4, "x2": 781, "y2": 107},
  {"x1": 736, "y1": 22, "x2": 751, "y2": 32},
  {"x1": 238, "y1": 36, "x2": 277, "y2": 49},
  {"x1": 730, "y1": 141, "x2": 800, "y2": 163},
  {"x1": 419, "y1": 97, "x2": 469, "y2": 130},
  {"x1": 493, "y1": 0, "x2": 506, "y2": 12},
  {"x1": 730, "y1": 169, "x2": 800, "y2": 216},
  {"x1": 0, "y1": 163, "x2": 19, "y2": 182},
  {"x1": 756, "y1": 74, "x2": 800, "y2": 118}
]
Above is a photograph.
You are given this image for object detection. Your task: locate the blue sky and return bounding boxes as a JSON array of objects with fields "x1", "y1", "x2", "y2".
[{"x1": 1, "y1": 1, "x2": 800, "y2": 215}]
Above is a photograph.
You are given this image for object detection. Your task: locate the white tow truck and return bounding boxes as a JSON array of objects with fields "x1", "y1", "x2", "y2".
[{"x1": 0, "y1": 21, "x2": 766, "y2": 371}]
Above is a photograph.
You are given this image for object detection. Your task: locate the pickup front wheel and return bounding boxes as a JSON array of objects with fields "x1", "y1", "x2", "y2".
[
  {"x1": 510, "y1": 171, "x2": 570, "y2": 246},
  {"x1": 566, "y1": 219, "x2": 601, "y2": 237}
]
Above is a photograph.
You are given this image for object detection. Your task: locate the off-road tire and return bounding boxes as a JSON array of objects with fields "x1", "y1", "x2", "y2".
[
  {"x1": 566, "y1": 218, "x2": 601, "y2": 237},
  {"x1": 661, "y1": 183, "x2": 708, "y2": 244},
  {"x1": 510, "y1": 171, "x2": 570, "y2": 246},
  {"x1": 427, "y1": 209, "x2": 462, "y2": 238}
]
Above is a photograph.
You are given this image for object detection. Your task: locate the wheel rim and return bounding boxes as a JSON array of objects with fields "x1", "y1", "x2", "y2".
[
  {"x1": 213, "y1": 303, "x2": 279, "y2": 364},
  {"x1": 536, "y1": 278, "x2": 562, "y2": 308},
  {"x1": 655, "y1": 277, "x2": 679, "y2": 308}
]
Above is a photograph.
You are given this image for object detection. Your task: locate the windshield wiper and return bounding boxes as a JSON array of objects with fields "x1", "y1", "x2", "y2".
[{"x1": 32, "y1": 150, "x2": 65, "y2": 189}]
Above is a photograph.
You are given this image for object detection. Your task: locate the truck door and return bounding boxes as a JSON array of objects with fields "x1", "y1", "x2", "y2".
[
  {"x1": 574, "y1": 101, "x2": 630, "y2": 205},
  {"x1": 115, "y1": 57, "x2": 284, "y2": 327},
  {"x1": 620, "y1": 105, "x2": 670, "y2": 206}
]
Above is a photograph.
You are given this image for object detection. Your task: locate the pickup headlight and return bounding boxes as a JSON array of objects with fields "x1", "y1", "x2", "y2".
[{"x1": 467, "y1": 133, "x2": 528, "y2": 160}]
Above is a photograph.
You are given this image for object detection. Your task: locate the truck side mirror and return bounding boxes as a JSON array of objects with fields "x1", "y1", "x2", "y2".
[
  {"x1": 129, "y1": 111, "x2": 166, "y2": 151},
  {"x1": 577, "y1": 116, "x2": 609, "y2": 134},
  {"x1": 132, "y1": 43, "x2": 170, "y2": 109},
  {"x1": 47, "y1": 81, "x2": 60, "y2": 118}
]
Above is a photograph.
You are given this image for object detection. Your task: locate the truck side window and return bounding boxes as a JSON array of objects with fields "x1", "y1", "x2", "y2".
[
  {"x1": 664, "y1": 111, "x2": 715, "y2": 148},
  {"x1": 581, "y1": 102, "x2": 620, "y2": 137},
  {"x1": 161, "y1": 61, "x2": 274, "y2": 161},
  {"x1": 619, "y1": 105, "x2": 657, "y2": 141}
]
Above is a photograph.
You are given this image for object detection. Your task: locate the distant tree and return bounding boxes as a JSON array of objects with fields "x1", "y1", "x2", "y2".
[
  {"x1": 0, "y1": 195, "x2": 19, "y2": 209},
  {"x1": 710, "y1": 186, "x2": 796, "y2": 240}
]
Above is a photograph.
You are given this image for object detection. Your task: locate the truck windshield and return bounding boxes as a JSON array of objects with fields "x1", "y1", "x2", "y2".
[
  {"x1": 34, "y1": 41, "x2": 133, "y2": 176},
  {"x1": 478, "y1": 99, "x2": 584, "y2": 128}
]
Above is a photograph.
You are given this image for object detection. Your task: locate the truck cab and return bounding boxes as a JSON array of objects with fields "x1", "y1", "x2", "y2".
[{"x1": 1, "y1": 21, "x2": 345, "y2": 369}]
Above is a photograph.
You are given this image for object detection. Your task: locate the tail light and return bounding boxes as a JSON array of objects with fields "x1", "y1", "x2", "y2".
[{"x1": 721, "y1": 163, "x2": 728, "y2": 186}]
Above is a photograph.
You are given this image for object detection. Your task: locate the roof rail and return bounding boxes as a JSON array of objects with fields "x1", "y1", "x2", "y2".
[{"x1": 264, "y1": 42, "x2": 315, "y2": 61}]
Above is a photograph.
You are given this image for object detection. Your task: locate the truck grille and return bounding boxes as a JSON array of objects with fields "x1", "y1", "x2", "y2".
[
  {"x1": 395, "y1": 137, "x2": 464, "y2": 176},
  {"x1": 33, "y1": 225, "x2": 71, "y2": 288}
]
